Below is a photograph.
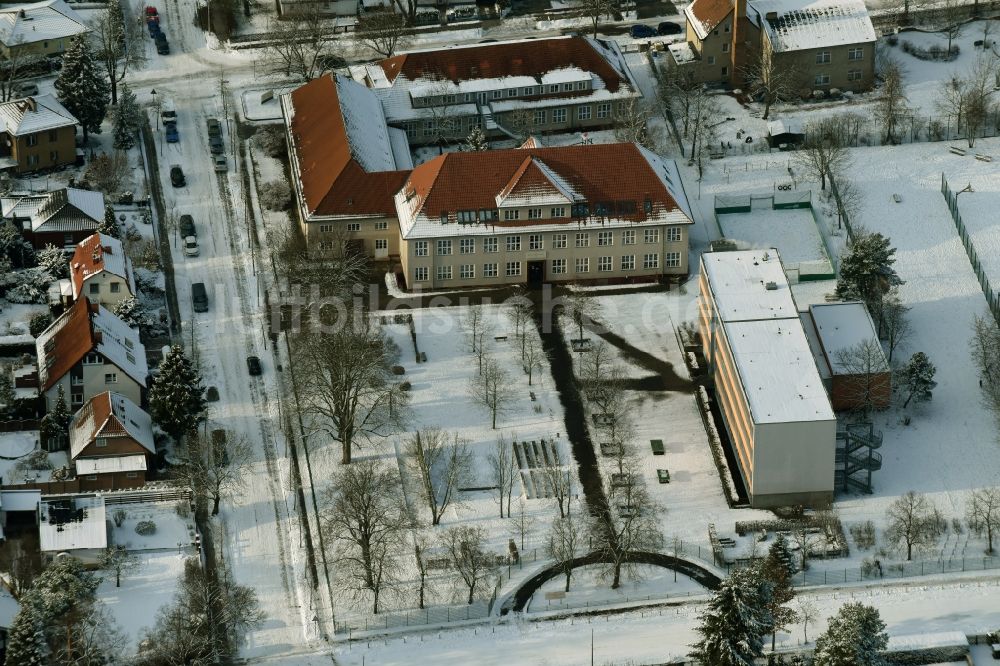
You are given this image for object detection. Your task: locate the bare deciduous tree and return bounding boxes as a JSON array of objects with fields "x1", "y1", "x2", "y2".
[
  {"x1": 292, "y1": 317, "x2": 409, "y2": 464},
  {"x1": 509, "y1": 497, "x2": 537, "y2": 552},
  {"x1": 795, "y1": 116, "x2": 852, "y2": 190},
  {"x1": 356, "y1": 10, "x2": 409, "y2": 59},
  {"x1": 413, "y1": 532, "x2": 433, "y2": 609},
  {"x1": 970, "y1": 313, "x2": 1000, "y2": 424},
  {"x1": 406, "y1": 428, "x2": 472, "y2": 526},
  {"x1": 936, "y1": 0, "x2": 966, "y2": 54},
  {"x1": 659, "y1": 66, "x2": 701, "y2": 137},
  {"x1": 85, "y1": 151, "x2": 130, "y2": 195},
  {"x1": 184, "y1": 430, "x2": 253, "y2": 516},
  {"x1": 546, "y1": 512, "x2": 583, "y2": 592},
  {"x1": 886, "y1": 490, "x2": 943, "y2": 560},
  {"x1": 613, "y1": 98, "x2": 661, "y2": 150},
  {"x1": 95, "y1": 0, "x2": 141, "y2": 105},
  {"x1": 877, "y1": 288, "x2": 910, "y2": 363},
  {"x1": 688, "y1": 87, "x2": 723, "y2": 177},
  {"x1": 522, "y1": 336, "x2": 548, "y2": 386},
  {"x1": 795, "y1": 597, "x2": 819, "y2": 643},
  {"x1": 563, "y1": 288, "x2": 601, "y2": 343},
  {"x1": 874, "y1": 60, "x2": 909, "y2": 145},
  {"x1": 580, "y1": 0, "x2": 613, "y2": 38},
  {"x1": 0, "y1": 532, "x2": 43, "y2": 598},
  {"x1": 440, "y1": 526, "x2": 495, "y2": 604},
  {"x1": 834, "y1": 338, "x2": 891, "y2": 419},
  {"x1": 539, "y1": 457, "x2": 571, "y2": 518},
  {"x1": 261, "y1": 9, "x2": 340, "y2": 81},
  {"x1": 668, "y1": 536, "x2": 686, "y2": 583},
  {"x1": 463, "y1": 308, "x2": 484, "y2": 354},
  {"x1": 489, "y1": 434, "x2": 517, "y2": 518},
  {"x1": 507, "y1": 285, "x2": 534, "y2": 361},
  {"x1": 100, "y1": 545, "x2": 140, "y2": 588},
  {"x1": 323, "y1": 459, "x2": 408, "y2": 614},
  {"x1": 0, "y1": 40, "x2": 43, "y2": 102},
  {"x1": 470, "y1": 357, "x2": 515, "y2": 429},
  {"x1": 967, "y1": 486, "x2": 1000, "y2": 554},
  {"x1": 740, "y1": 46, "x2": 802, "y2": 120}
]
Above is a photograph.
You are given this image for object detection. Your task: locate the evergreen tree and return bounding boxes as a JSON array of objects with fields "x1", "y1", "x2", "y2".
[
  {"x1": 465, "y1": 126, "x2": 489, "y2": 151},
  {"x1": 4, "y1": 604, "x2": 49, "y2": 666},
  {"x1": 813, "y1": 602, "x2": 888, "y2": 666},
  {"x1": 836, "y1": 231, "x2": 903, "y2": 318},
  {"x1": 149, "y1": 345, "x2": 206, "y2": 441},
  {"x1": 112, "y1": 83, "x2": 139, "y2": 150},
  {"x1": 0, "y1": 220, "x2": 35, "y2": 268},
  {"x1": 36, "y1": 244, "x2": 68, "y2": 279},
  {"x1": 99, "y1": 204, "x2": 121, "y2": 239},
  {"x1": 55, "y1": 34, "x2": 110, "y2": 141},
  {"x1": 690, "y1": 567, "x2": 772, "y2": 666},
  {"x1": 900, "y1": 352, "x2": 937, "y2": 408},
  {"x1": 759, "y1": 538, "x2": 797, "y2": 651},
  {"x1": 0, "y1": 363, "x2": 15, "y2": 417},
  {"x1": 113, "y1": 296, "x2": 144, "y2": 328},
  {"x1": 29, "y1": 311, "x2": 52, "y2": 338}
]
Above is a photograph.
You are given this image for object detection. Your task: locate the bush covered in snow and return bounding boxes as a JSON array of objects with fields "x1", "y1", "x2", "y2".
[
  {"x1": 6, "y1": 268, "x2": 54, "y2": 304},
  {"x1": 255, "y1": 125, "x2": 287, "y2": 158},
  {"x1": 901, "y1": 40, "x2": 959, "y2": 61},
  {"x1": 260, "y1": 180, "x2": 291, "y2": 211},
  {"x1": 135, "y1": 520, "x2": 157, "y2": 536},
  {"x1": 29, "y1": 311, "x2": 52, "y2": 337},
  {"x1": 14, "y1": 450, "x2": 52, "y2": 472}
]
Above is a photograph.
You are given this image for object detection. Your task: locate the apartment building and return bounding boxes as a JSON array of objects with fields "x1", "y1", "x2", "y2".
[
  {"x1": 0, "y1": 95, "x2": 78, "y2": 174},
  {"x1": 357, "y1": 36, "x2": 641, "y2": 144},
  {"x1": 698, "y1": 249, "x2": 836, "y2": 508}
]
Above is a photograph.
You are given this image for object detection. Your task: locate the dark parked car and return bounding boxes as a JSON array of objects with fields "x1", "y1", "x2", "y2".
[
  {"x1": 170, "y1": 165, "x2": 185, "y2": 187},
  {"x1": 192, "y1": 282, "x2": 208, "y2": 312},
  {"x1": 165, "y1": 124, "x2": 179, "y2": 142},
  {"x1": 246, "y1": 356, "x2": 262, "y2": 376},
  {"x1": 657, "y1": 21, "x2": 682, "y2": 35},
  {"x1": 155, "y1": 36, "x2": 170, "y2": 55},
  {"x1": 209, "y1": 135, "x2": 223, "y2": 154},
  {"x1": 629, "y1": 24, "x2": 657, "y2": 38},
  {"x1": 179, "y1": 214, "x2": 195, "y2": 237},
  {"x1": 147, "y1": 20, "x2": 160, "y2": 38},
  {"x1": 206, "y1": 118, "x2": 222, "y2": 138}
]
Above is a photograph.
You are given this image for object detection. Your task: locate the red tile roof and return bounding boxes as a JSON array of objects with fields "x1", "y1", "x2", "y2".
[
  {"x1": 36, "y1": 297, "x2": 96, "y2": 392},
  {"x1": 288, "y1": 75, "x2": 409, "y2": 217},
  {"x1": 69, "y1": 391, "x2": 155, "y2": 460},
  {"x1": 70, "y1": 233, "x2": 130, "y2": 299},
  {"x1": 402, "y1": 143, "x2": 685, "y2": 225},
  {"x1": 687, "y1": 0, "x2": 734, "y2": 36},
  {"x1": 377, "y1": 37, "x2": 628, "y2": 92}
]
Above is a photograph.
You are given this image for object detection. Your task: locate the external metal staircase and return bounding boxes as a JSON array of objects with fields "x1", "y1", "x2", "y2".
[{"x1": 834, "y1": 422, "x2": 883, "y2": 494}]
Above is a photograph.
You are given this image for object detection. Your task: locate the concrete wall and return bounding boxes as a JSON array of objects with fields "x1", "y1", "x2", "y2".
[
  {"x1": 752, "y1": 419, "x2": 836, "y2": 507},
  {"x1": 685, "y1": 14, "x2": 736, "y2": 83},
  {"x1": 304, "y1": 215, "x2": 401, "y2": 259}
]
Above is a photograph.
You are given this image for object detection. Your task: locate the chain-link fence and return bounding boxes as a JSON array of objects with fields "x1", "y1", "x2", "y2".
[
  {"x1": 941, "y1": 173, "x2": 1000, "y2": 325},
  {"x1": 790, "y1": 553, "x2": 1000, "y2": 587}
]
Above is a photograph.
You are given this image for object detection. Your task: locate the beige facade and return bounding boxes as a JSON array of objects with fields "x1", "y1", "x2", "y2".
[
  {"x1": 78, "y1": 271, "x2": 133, "y2": 308},
  {"x1": 684, "y1": 14, "x2": 736, "y2": 83},
  {"x1": 2, "y1": 37, "x2": 70, "y2": 59},
  {"x1": 44, "y1": 361, "x2": 143, "y2": 413},
  {"x1": 9, "y1": 125, "x2": 75, "y2": 174},
  {"x1": 770, "y1": 39, "x2": 875, "y2": 94},
  {"x1": 305, "y1": 215, "x2": 401, "y2": 260}
]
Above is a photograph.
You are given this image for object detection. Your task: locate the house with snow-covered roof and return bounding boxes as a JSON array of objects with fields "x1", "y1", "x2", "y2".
[
  {"x1": 36, "y1": 297, "x2": 147, "y2": 413},
  {"x1": 70, "y1": 233, "x2": 136, "y2": 308},
  {"x1": 0, "y1": 95, "x2": 78, "y2": 174},
  {"x1": 0, "y1": 0, "x2": 89, "y2": 59},
  {"x1": 2, "y1": 187, "x2": 103, "y2": 249},
  {"x1": 356, "y1": 36, "x2": 641, "y2": 144},
  {"x1": 38, "y1": 494, "x2": 108, "y2": 565},
  {"x1": 672, "y1": 0, "x2": 875, "y2": 93},
  {"x1": 69, "y1": 391, "x2": 154, "y2": 491}
]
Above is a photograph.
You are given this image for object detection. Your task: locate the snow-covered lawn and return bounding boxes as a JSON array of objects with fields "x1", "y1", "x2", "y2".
[
  {"x1": 109, "y1": 502, "x2": 198, "y2": 551},
  {"x1": 97, "y1": 550, "x2": 188, "y2": 651},
  {"x1": 526, "y1": 563, "x2": 709, "y2": 613}
]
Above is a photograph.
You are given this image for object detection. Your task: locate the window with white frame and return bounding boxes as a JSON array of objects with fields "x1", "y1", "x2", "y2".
[
  {"x1": 644, "y1": 229, "x2": 659, "y2": 244},
  {"x1": 576, "y1": 81, "x2": 587, "y2": 91},
  {"x1": 847, "y1": 69, "x2": 863, "y2": 81},
  {"x1": 597, "y1": 231, "x2": 613, "y2": 246},
  {"x1": 460, "y1": 264, "x2": 475, "y2": 279},
  {"x1": 528, "y1": 208, "x2": 543, "y2": 220},
  {"x1": 414, "y1": 241, "x2": 428, "y2": 257},
  {"x1": 551, "y1": 207, "x2": 566, "y2": 218},
  {"x1": 319, "y1": 224, "x2": 333, "y2": 233},
  {"x1": 575, "y1": 257, "x2": 589, "y2": 273},
  {"x1": 552, "y1": 108, "x2": 567, "y2": 123},
  {"x1": 848, "y1": 47, "x2": 863, "y2": 60},
  {"x1": 622, "y1": 229, "x2": 636, "y2": 245},
  {"x1": 347, "y1": 223, "x2": 361, "y2": 232},
  {"x1": 492, "y1": 90, "x2": 502, "y2": 99},
  {"x1": 548, "y1": 84, "x2": 558, "y2": 93},
  {"x1": 414, "y1": 266, "x2": 428, "y2": 281},
  {"x1": 437, "y1": 265, "x2": 453, "y2": 280},
  {"x1": 436, "y1": 239, "x2": 452, "y2": 255},
  {"x1": 375, "y1": 221, "x2": 388, "y2": 230},
  {"x1": 523, "y1": 86, "x2": 535, "y2": 96},
  {"x1": 551, "y1": 258, "x2": 566, "y2": 274},
  {"x1": 577, "y1": 105, "x2": 591, "y2": 121},
  {"x1": 484, "y1": 263, "x2": 498, "y2": 277},
  {"x1": 666, "y1": 227, "x2": 682, "y2": 242},
  {"x1": 458, "y1": 210, "x2": 476, "y2": 223},
  {"x1": 816, "y1": 51, "x2": 831, "y2": 64},
  {"x1": 643, "y1": 253, "x2": 659, "y2": 269},
  {"x1": 597, "y1": 256, "x2": 612, "y2": 272},
  {"x1": 506, "y1": 261, "x2": 521, "y2": 277},
  {"x1": 375, "y1": 239, "x2": 388, "y2": 250},
  {"x1": 621, "y1": 255, "x2": 635, "y2": 271},
  {"x1": 534, "y1": 110, "x2": 547, "y2": 125},
  {"x1": 506, "y1": 235, "x2": 521, "y2": 252},
  {"x1": 597, "y1": 103, "x2": 611, "y2": 118},
  {"x1": 460, "y1": 238, "x2": 475, "y2": 254},
  {"x1": 529, "y1": 234, "x2": 543, "y2": 250},
  {"x1": 815, "y1": 73, "x2": 830, "y2": 85},
  {"x1": 484, "y1": 237, "x2": 498, "y2": 253},
  {"x1": 552, "y1": 234, "x2": 568, "y2": 249},
  {"x1": 665, "y1": 252, "x2": 681, "y2": 268},
  {"x1": 105, "y1": 373, "x2": 118, "y2": 384},
  {"x1": 507, "y1": 88, "x2": 517, "y2": 97},
  {"x1": 504, "y1": 209, "x2": 520, "y2": 221},
  {"x1": 575, "y1": 232, "x2": 590, "y2": 248}
]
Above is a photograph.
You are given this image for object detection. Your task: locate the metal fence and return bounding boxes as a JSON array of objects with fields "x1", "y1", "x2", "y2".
[
  {"x1": 790, "y1": 553, "x2": 1000, "y2": 587},
  {"x1": 941, "y1": 173, "x2": 1000, "y2": 325}
]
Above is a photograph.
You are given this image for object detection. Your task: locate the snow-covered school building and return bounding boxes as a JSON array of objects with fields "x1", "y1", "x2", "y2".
[{"x1": 698, "y1": 248, "x2": 837, "y2": 508}]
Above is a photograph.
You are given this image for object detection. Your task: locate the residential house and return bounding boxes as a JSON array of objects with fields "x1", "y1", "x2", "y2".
[
  {"x1": 70, "y1": 233, "x2": 136, "y2": 308},
  {"x1": 357, "y1": 36, "x2": 641, "y2": 144},
  {"x1": 37, "y1": 494, "x2": 108, "y2": 565},
  {"x1": 0, "y1": 0, "x2": 89, "y2": 59},
  {"x1": 698, "y1": 249, "x2": 836, "y2": 508},
  {"x1": 35, "y1": 297, "x2": 147, "y2": 412},
  {"x1": 69, "y1": 391, "x2": 154, "y2": 491},
  {"x1": 0, "y1": 95, "x2": 78, "y2": 173},
  {"x1": 2, "y1": 187, "x2": 104, "y2": 249},
  {"x1": 672, "y1": 0, "x2": 875, "y2": 93}
]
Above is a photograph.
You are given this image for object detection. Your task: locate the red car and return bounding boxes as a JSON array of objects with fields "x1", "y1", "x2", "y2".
[{"x1": 145, "y1": 6, "x2": 158, "y2": 16}]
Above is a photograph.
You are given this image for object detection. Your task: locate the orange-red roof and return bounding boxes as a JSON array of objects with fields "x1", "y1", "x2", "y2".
[
  {"x1": 70, "y1": 233, "x2": 132, "y2": 299},
  {"x1": 377, "y1": 37, "x2": 628, "y2": 92},
  {"x1": 36, "y1": 297, "x2": 96, "y2": 392},
  {"x1": 288, "y1": 75, "x2": 409, "y2": 217},
  {"x1": 687, "y1": 0, "x2": 734, "y2": 36}
]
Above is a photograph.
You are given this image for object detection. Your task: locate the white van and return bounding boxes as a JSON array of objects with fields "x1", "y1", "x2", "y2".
[{"x1": 160, "y1": 98, "x2": 176, "y2": 123}]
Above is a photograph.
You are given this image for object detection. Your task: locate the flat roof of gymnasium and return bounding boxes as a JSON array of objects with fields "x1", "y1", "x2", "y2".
[
  {"x1": 725, "y1": 318, "x2": 836, "y2": 424},
  {"x1": 701, "y1": 249, "x2": 798, "y2": 322},
  {"x1": 809, "y1": 301, "x2": 888, "y2": 375}
]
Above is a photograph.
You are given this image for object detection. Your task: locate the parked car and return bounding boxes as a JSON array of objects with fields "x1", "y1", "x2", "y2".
[
  {"x1": 246, "y1": 356, "x2": 262, "y2": 376},
  {"x1": 147, "y1": 20, "x2": 160, "y2": 37},
  {"x1": 145, "y1": 5, "x2": 158, "y2": 16},
  {"x1": 629, "y1": 24, "x2": 657, "y2": 38},
  {"x1": 13, "y1": 82, "x2": 38, "y2": 97},
  {"x1": 209, "y1": 135, "x2": 223, "y2": 154},
  {"x1": 165, "y1": 124, "x2": 179, "y2": 142},
  {"x1": 213, "y1": 155, "x2": 228, "y2": 172},
  {"x1": 170, "y1": 165, "x2": 185, "y2": 187},
  {"x1": 183, "y1": 236, "x2": 199, "y2": 257},
  {"x1": 206, "y1": 118, "x2": 222, "y2": 138},
  {"x1": 657, "y1": 21, "x2": 682, "y2": 35},
  {"x1": 155, "y1": 35, "x2": 170, "y2": 55},
  {"x1": 179, "y1": 214, "x2": 195, "y2": 237},
  {"x1": 192, "y1": 282, "x2": 208, "y2": 312}
]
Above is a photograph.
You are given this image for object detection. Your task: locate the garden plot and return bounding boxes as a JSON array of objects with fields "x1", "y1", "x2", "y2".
[
  {"x1": 717, "y1": 203, "x2": 833, "y2": 276},
  {"x1": 109, "y1": 501, "x2": 198, "y2": 551}
]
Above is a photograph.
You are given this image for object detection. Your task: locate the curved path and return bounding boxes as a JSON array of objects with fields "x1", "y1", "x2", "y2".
[{"x1": 501, "y1": 551, "x2": 723, "y2": 614}]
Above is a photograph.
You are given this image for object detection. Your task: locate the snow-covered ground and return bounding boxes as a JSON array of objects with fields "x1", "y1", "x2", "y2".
[
  {"x1": 109, "y1": 502, "x2": 197, "y2": 551},
  {"x1": 717, "y1": 205, "x2": 833, "y2": 273},
  {"x1": 97, "y1": 550, "x2": 188, "y2": 651},
  {"x1": 526, "y1": 563, "x2": 709, "y2": 613}
]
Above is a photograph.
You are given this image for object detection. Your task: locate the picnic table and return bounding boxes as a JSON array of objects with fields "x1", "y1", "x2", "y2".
[{"x1": 650, "y1": 439, "x2": 665, "y2": 455}]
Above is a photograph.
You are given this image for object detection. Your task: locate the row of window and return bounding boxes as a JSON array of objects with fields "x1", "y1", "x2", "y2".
[
  {"x1": 25, "y1": 129, "x2": 61, "y2": 147},
  {"x1": 83, "y1": 472, "x2": 140, "y2": 481},
  {"x1": 25, "y1": 151, "x2": 60, "y2": 167},
  {"x1": 412, "y1": 81, "x2": 592, "y2": 108},
  {"x1": 320, "y1": 222, "x2": 389, "y2": 233},
  {"x1": 529, "y1": 102, "x2": 612, "y2": 126},
  {"x1": 415, "y1": 228, "x2": 680, "y2": 256},
  {"x1": 89, "y1": 282, "x2": 123, "y2": 294},
  {"x1": 815, "y1": 70, "x2": 865, "y2": 85},
  {"x1": 448, "y1": 199, "x2": 648, "y2": 225},
  {"x1": 816, "y1": 47, "x2": 865, "y2": 64},
  {"x1": 413, "y1": 253, "x2": 681, "y2": 281}
]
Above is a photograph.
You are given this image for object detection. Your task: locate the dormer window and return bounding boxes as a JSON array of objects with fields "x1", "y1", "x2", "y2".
[
  {"x1": 440, "y1": 212, "x2": 449, "y2": 224},
  {"x1": 84, "y1": 353, "x2": 101, "y2": 365}
]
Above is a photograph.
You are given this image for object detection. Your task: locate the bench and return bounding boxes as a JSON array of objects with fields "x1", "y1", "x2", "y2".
[
  {"x1": 949, "y1": 146, "x2": 967, "y2": 156},
  {"x1": 494, "y1": 335, "x2": 507, "y2": 341},
  {"x1": 975, "y1": 154, "x2": 993, "y2": 162},
  {"x1": 657, "y1": 469, "x2": 670, "y2": 484},
  {"x1": 650, "y1": 439, "x2": 665, "y2": 455}
]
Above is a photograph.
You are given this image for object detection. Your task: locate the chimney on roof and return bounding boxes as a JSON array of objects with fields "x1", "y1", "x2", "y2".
[
  {"x1": 18, "y1": 8, "x2": 25, "y2": 18},
  {"x1": 24, "y1": 97, "x2": 36, "y2": 112},
  {"x1": 88, "y1": 300, "x2": 100, "y2": 314},
  {"x1": 94, "y1": 331, "x2": 103, "y2": 344}
]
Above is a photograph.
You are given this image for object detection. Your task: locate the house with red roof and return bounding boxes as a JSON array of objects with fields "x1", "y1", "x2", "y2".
[
  {"x1": 69, "y1": 391, "x2": 155, "y2": 491},
  {"x1": 1, "y1": 187, "x2": 104, "y2": 249},
  {"x1": 70, "y1": 233, "x2": 136, "y2": 308}
]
